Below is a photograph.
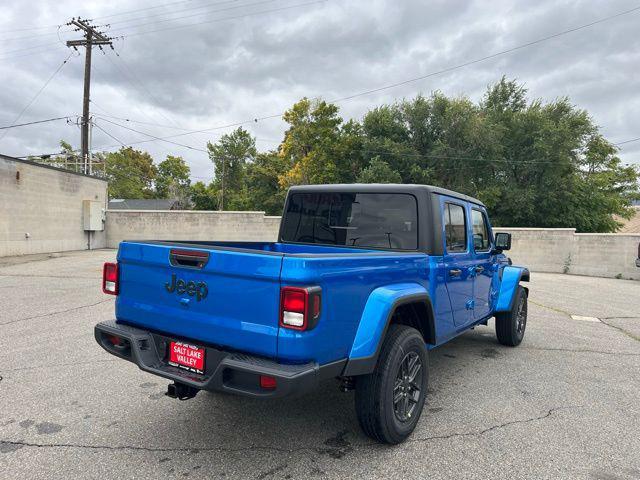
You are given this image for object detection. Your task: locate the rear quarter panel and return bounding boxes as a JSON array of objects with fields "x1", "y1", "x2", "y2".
[{"x1": 278, "y1": 252, "x2": 447, "y2": 364}]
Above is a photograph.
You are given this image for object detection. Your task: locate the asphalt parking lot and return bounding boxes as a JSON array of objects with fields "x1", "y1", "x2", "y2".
[{"x1": 0, "y1": 250, "x2": 639, "y2": 480}]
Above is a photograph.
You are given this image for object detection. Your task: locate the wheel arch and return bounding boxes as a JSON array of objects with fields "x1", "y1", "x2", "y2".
[
  {"x1": 343, "y1": 285, "x2": 435, "y2": 377},
  {"x1": 495, "y1": 266, "x2": 530, "y2": 312}
]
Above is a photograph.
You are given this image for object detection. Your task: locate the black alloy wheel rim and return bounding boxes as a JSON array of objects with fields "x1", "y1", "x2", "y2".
[
  {"x1": 516, "y1": 295, "x2": 527, "y2": 334},
  {"x1": 393, "y1": 351, "x2": 423, "y2": 423}
]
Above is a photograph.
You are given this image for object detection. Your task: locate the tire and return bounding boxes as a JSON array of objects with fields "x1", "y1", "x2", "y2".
[
  {"x1": 495, "y1": 285, "x2": 528, "y2": 346},
  {"x1": 354, "y1": 324, "x2": 428, "y2": 444}
]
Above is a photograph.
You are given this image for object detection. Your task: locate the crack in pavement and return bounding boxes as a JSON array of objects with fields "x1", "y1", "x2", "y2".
[
  {"x1": 0, "y1": 299, "x2": 114, "y2": 326},
  {"x1": 597, "y1": 318, "x2": 640, "y2": 342},
  {"x1": 407, "y1": 406, "x2": 580, "y2": 445},
  {"x1": 0, "y1": 274, "x2": 98, "y2": 280},
  {"x1": 0, "y1": 406, "x2": 573, "y2": 455},
  {"x1": 0, "y1": 358, "x2": 119, "y2": 374},
  {"x1": 521, "y1": 346, "x2": 640, "y2": 357},
  {"x1": 529, "y1": 300, "x2": 640, "y2": 343}
]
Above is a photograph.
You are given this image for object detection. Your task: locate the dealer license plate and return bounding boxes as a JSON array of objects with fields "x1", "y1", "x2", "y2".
[{"x1": 168, "y1": 341, "x2": 205, "y2": 375}]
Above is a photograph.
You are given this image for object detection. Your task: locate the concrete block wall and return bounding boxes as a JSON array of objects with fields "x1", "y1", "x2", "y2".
[
  {"x1": 104, "y1": 214, "x2": 640, "y2": 280},
  {"x1": 0, "y1": 156, "x2": 108, "y2": 257},
  {"x1": 105, "y1": 210, "x2": 281, "y2": 248},
  {"x1": 498, "y1": 227, "x2": 640, "y2": 280}
]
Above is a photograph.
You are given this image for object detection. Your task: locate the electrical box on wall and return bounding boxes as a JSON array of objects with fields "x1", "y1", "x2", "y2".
[{"x1": 83, "y1": 200, "x2": 104, "y2": 231}]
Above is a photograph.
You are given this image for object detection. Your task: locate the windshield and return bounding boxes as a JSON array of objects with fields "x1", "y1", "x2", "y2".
[{"x1": 280, "y1": 192, "x2": 418, "y2": 250}]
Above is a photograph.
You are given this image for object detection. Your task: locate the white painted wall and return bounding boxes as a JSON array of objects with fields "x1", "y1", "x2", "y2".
[
  {"x1": 106, "y1": 210, "x2": 281, "y2": 247},
  {"x1": 105, "y1": 213, "x2": 640, "y2": 281},
  {"x1": 0, "y1": 156, "x2": 108, "y2": 257},
  {"x1": 497, "y1": 228, "x2": 640, "y2": 280}
]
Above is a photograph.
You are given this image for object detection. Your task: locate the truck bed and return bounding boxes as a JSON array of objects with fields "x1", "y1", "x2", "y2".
[{"x1": 114, "y1": 240, "x2": 427, "y2": 363}]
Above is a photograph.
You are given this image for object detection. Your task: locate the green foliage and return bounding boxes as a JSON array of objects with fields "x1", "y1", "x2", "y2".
[
  {"x1": 156, "y1": 155, "x2": 191, "y2": 207},
  {"x1": 207, "y1": 127, "x2": 256, "y2": 210},
  {"x1": 83, "y1": 78, "x2": 637, "y2": 232},
  {"x1": 279, "y1": 98, "x2": 352, "y2": 187},
  {"x1": 244, "y1": 151, "x2": 289, "y2": 215},
  {"x1": 190, "y1": 181, "x2": 218, "y2": 211},
  {"x1": 357, "y1": 157, "x2": 402, "y2": 183},
  {"x1": 105, "y1": 147, "x2": 157, "y2": 199}
]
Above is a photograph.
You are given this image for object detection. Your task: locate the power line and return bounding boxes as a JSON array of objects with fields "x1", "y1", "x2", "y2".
[
  {"x1": 0, "y1": 116, "x2": 73, "y2": 130},
  {"x1": 0, "y1": 24, "x2": 60, "y2": 34},
  {"x1": 0, "y1": 52, "x2": 74, "y2": 142},
  {"x1": 106, "y1": 51, "x2": 181, "y2": 127},
  {"x1": 614, "y1": 137, "x2": 640, "y2": 146},
  {"x1": 81, "y1": 5, "x2": 640, "y2": 149},
  {"x1": 107, "y1": 0, "x2": 274, "y2": 32},
  {"x1": 92, "y1": 121, "x2": 127, "y2": 146},
  {"x1": 105, "y1": 0, "x2": 242, "y2": 27},
  {"x1": 0, "y1": 44, "x2": 67, "y2": 61},
  {"x1": 97, "y1": 116, "x2": 209, "y2": 152},
  {"x1": 121, "y1": 0, "x2": 325, "y2": 37},
  {"x1": 0, "y1": 41, "x2": 66, "y2": 57},
  {"x1": 94, "y1": 0, "x2": 227, "y2": 20},
  {"x1": 330, "y1": 5, "x2": 640, "y2": 103}
]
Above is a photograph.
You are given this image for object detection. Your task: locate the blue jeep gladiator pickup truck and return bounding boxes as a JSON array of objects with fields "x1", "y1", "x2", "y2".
[{"x1": 96, "y1": 184, "x2": 529, "y2": 444}]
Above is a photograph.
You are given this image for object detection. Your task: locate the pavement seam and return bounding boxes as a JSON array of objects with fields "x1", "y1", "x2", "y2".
[
  {"x1": 521, "y1": 346, "x2": 640, "y2": 357},
  {"x1": 0, "y1": 274, "x2": 98, "y2": 279},
  {"x1": 597, "y1": 318, "x2": 640, "y2": 342},
  {"x1": 0, "y1": 358, "x2": 119, "y2": 374},
  {"x1": 0, "y1": 406, "x2": 575, "y2": 455},
  {"x1": 0, "y1": 299, "x2": 114, "y2": 327},
  {"x1": 530, "y1": 300, "x2": 640, "y2": 343},
  {"x1": 407, "y1": 405, "x2": 579, "y2": 445}
]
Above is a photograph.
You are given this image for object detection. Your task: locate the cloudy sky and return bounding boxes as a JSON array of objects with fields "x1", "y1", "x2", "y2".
[{"x1": 1, "y1": 0, "x2": 639, "y2": 182}]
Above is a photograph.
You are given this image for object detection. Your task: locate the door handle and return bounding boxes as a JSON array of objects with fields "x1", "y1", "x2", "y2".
[{"x1": 449, "y1": 268, "x2": 462, "y2": 277}]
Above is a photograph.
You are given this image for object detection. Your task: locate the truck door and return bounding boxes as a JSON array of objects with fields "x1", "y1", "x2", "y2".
[
  {"x1": 470, "y1": 207, "x2": 493, "y2": 320},
  {"x1": 441, "y1": 199, "x2": 475, "y2": 326}
]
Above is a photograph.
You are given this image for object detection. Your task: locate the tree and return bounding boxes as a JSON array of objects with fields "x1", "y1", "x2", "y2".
[
  {"x1": 156, "y1": 155, "x2": 191, "y2": 207},
  {"x1": 190, "y1": 181, "x2": 218, "y2": 210},
  {"x1": 357, "y1": 157, "x2": 402, "y2": 183},
  {"x1": 207, "y1": 127, "x2": 256, "y2": 210},
  {"x1": 476, "y1": 79, "x2": 638, "y2": 231},
  {"x1": 278, "y1": 98, "x2": 344, "y2": 187},
  {"x1": 105, "y1": 147, "x2": 156, "y2": 199},
  {"x1": 244, "y1": 151, "x2": 290, "y2": 215}
]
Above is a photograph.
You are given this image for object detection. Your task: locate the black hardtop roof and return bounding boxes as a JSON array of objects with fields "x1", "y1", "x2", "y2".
[{"x1": 288, "y1": 183, "x2": 485, "y2": 207}]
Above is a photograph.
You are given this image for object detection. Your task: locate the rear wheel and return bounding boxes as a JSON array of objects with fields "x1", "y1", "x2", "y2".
[
  {"x1": 354, "y1": 325, "x2": 428, "y2": 444},
  {"x1": 495, "y1": 285, "x2": 528, "y2": 346}
]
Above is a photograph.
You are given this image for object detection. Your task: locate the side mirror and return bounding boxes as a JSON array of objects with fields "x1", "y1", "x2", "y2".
[{"x1": 494, "y1": 232, "x2": 511, "y2": 251}]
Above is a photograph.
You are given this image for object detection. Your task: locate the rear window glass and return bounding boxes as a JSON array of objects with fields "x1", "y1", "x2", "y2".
[{"x1": 280, "y1": 193, "x2": 418, "y2": 250}]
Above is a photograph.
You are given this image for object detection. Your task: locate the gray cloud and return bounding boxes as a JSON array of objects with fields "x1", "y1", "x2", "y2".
[{"x1": 1, "y1": 0, "x2": 639, "y2": 182}]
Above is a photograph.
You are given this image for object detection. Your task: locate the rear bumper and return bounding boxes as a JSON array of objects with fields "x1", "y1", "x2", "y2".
[{"x1": 94, "y1": 320, "x2": 346, "y2": 398}]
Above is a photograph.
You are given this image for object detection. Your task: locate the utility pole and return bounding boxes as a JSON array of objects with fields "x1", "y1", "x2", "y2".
[{"x1": 66, "y1": 18, "x2": 112, "y2": 175}]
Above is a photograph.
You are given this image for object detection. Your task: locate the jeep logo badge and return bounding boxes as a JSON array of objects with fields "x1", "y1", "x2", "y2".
[{"x1": 165, "y1": 274, "x2": 208, "y2": 301}]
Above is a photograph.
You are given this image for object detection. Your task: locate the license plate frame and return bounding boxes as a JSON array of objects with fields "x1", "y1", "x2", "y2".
[{"x1": 168, "y1": 341, "x2": 205, "y2": 375}]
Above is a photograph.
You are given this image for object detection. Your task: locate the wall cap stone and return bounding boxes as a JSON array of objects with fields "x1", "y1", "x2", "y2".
[{"x1": 106, "y1": 210, "x2": 268, "y2": 215}]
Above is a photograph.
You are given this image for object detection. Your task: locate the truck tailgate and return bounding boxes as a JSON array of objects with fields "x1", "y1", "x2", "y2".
[{"x1": 115, "y1": 242, "x2": 284, "y2": 358}]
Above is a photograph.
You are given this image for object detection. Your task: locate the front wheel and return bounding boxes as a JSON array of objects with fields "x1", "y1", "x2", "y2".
[
  {"x1": 495, "y1": 285, "x2": 528, "y2": 346},
  {"x1": 354, "y1": 325, "x2": 428, "y2": 444}
]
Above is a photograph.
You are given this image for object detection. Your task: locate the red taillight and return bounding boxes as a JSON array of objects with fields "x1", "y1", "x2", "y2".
[
  {"x1": 283, "y1": 289, "x2": 305, "y2": 313},
  {"x1": 259, "y1": 375, "x2": 277, "y2": 390},
  {"x1": 279, "y1": 286, "x2": 321, "y2": 331},
  {"x1": 102, "y1": 262, "x2": 119, "y2": 295}
]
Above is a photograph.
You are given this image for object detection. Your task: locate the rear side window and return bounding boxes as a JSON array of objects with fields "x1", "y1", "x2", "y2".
[
  {"x1": 280, "y1": 193, "x2": 418, "y2": 250},
  {"x1": 444, "y1": 203, "x2": 467, "y2": 252},
  {"x1": 471, "y1": 209, "x2": 490, "y2": 251}
]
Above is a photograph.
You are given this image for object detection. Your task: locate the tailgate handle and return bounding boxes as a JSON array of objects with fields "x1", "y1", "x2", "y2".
[{"x1": 169, "y1": 249, "x2": 209, "y2": 269}]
